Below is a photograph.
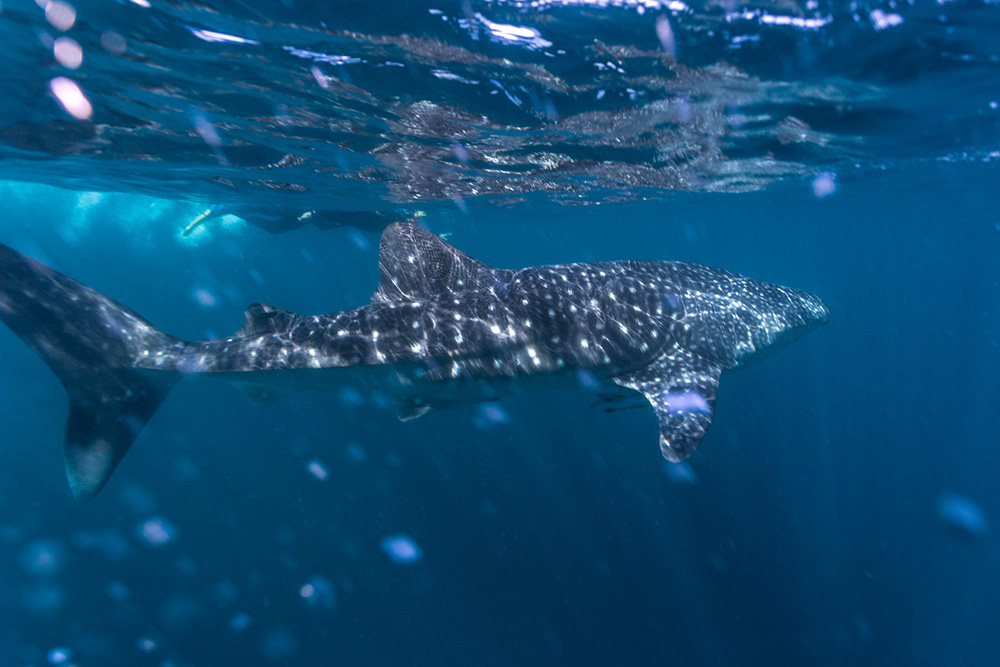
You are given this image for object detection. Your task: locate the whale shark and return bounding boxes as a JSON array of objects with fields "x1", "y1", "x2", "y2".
[{"x1": 0, "y1": 222, "x2": 829, "y2": 502}]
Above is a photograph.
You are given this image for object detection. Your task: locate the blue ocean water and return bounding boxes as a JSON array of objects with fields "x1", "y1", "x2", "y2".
[{"x1": 2, "y1": 1, "x2": 1000, "y2": 665}]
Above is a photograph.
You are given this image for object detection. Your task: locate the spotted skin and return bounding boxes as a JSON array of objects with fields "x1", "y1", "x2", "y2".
[{"x1": 0, "y1": 223, "x2": 828, "y2": 501}]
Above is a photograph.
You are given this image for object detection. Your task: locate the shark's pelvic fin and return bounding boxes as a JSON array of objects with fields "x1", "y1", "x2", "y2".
[
  {"x1": 612, "y1": 350, "x2": 721, "y2": 462},
  {"x1": 395, "y1": 397, "x2": 434, "y2": 421},
  {"x1": 0, "y1": 243, "x2": 180, "y2": 502},
  {"x1": 371, "y1": 223, "x2": 512, "y2": 304}
]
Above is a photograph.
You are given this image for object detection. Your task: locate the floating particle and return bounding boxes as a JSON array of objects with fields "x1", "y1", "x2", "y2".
[
  {"x1": 191, "y1": 113, "x2": 221, "y2": 147},
  {"x1": 137, "y1": 517, "x2": 177, "y2": 547},
  {"x1": 158, "y1": 594, "x2": 202, "y2": 632},
  {"x1": 260, "y1": 628, "x2": 299, "y2": 663},
  {"x1": 310, "y1": 65, "x2": 329, "y2": 89},
  {"x1": 0, "y1": 523, "x2": 24, "y2": 544},
  {"x1": 18, "y1": 539, "x2": 65, "y2": 577},
  {"x1": 576, "y1": 370, "x2": 600, "y2": 391},
  {"x1": 49, "y1": 77, "x2": 92, "y2": 120},
  {"x1": 452, "y1": 143, "x2": 470, "y2": 164},
  {"x1": 665, "y1": 460, "x2": 698, "y2": 485},
  {"x1": 213, "y1": 580, "x2": 239, "y2": 605},
  {"x1": 173, "y1": 456, "x2": 200, "y2": 482},
  {"x1": 655, "y1": 15, "x2": 676, "y2": 57},
  {"x1": 230, "y1": 612, "x2": 251, "y2": 633},
  {"x1": 22, "y1": 584, "x2": 65, "y2": 613},
  {"x1": 661, "y1": 390, "x2": 710, "y2": 414},
  {"x1": 190, "y1": 286, "x2": 218, "y2": 309},
  {"x1": 338, "y1": 387, "x2": 364, "y2": 406},
  {"x1": 370, "y1": 391, "x2": 392, "y2": 411},
  {"x1": 708, "y1": 553, "x2": 728, "y2": 572},
  {"x1": 299, "y1": 575, "x2": 336, "y2": 609},
  {"x1": 381, "y1": 534, "x2": 422, "y2": 565},
  {"x1": 344, "y1": 442, "x2": 368, "y2": 463},
  {"x1": 937, "y1": 492, "x2": 990, "y2": 539},
  {"x1": 71, "y1": 528, "x2": 132, "y2": 561},
  {"x1": 176, "y1": 554, "x2": 198, "y2": 577},
  {"x1": 474, "y1": 404, "x2": 509, "y2": 429},
  {"x1": 105, "y1": 581, "x2": 130, "y2": 602},
  {"x1": 854, "y1": 614, "x2": 874, "y2": 642},
  {"x1": 306, "y1": 459, "x2": 329, "y2": 481},
  {"x1": 811, "y1": 172, "x2": 837, "y2": 198},
  {"x1": 348, "y1": 229, "x2": 371, "y2": 252},
  {"x1": 662, "y1": 292, "x2": 681, "y2": 313},
  {"x1": 120, "y1": 482, "x2": 156, "y2": 513},
  {"x1": 137, "y1": 637, "x2": 157, "y2": 653},
  {"x1": 101, "y1": 31, "x2": 126, "y2": 55},
  {"x1": 47, "y1": 647, "x2": 72, "y2": 665},
  {"x1": 45, "y1": 1, "x2": 76, "y2": 31},
  {"x1": 53, "y1": 37, "x2": 83, "y2": 69},
  {"x1": 274, "y1": 526, "x2": 295, "y2": 547}
]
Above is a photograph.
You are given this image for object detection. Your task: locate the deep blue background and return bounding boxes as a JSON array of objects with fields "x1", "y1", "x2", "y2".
[{"x1": 1, "y1": 162, "x2": 998, "y2": 666}]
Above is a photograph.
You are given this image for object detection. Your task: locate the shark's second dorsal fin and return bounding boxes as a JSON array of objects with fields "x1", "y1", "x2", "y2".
[
  {"x1": 237, "y1": 303, "x2": 295, "y2": 337},
  {"x1": 612, "y1": 350, "x2": 722, "y2": 463},
  {"x1": 372, "y1": 222, "x2": 505, "y2": 304}
]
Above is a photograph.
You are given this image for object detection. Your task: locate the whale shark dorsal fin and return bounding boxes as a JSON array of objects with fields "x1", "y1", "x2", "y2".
[
  {"x1": 372, "y1": 222, "x2": 502, "y2": 304},
  {"x1": 612, "y1": 351, "x2": 722, "y2": 462},
  {"x1": 237, "y1": 303, "x2": 295, "y2": 337}
]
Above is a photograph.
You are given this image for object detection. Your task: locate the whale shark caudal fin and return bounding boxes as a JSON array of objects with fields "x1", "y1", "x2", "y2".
[
  {"x1": 612, "y1": 350, "x2": 722, "y2": 462},
  {"x1": 0, "y1": 243, "x2": 181, "y2": 502}
]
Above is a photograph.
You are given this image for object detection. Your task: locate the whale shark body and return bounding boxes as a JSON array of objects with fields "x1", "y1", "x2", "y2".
[{"x1": 0, "y1": 223, "x2": 828, "y2": 502}]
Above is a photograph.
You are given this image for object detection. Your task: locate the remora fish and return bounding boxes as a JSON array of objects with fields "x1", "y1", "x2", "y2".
[{"x1": 0, "y1": 223, "x2": 828, "y2": 502}]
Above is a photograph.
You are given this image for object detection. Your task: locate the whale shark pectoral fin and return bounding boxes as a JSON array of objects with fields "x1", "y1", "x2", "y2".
[
  {"x1": 612, "y1": 352, "x2": 721, "y2": 462},
  {"x1": 592, "y1": 391, "x2": 649, "y2": 413}
]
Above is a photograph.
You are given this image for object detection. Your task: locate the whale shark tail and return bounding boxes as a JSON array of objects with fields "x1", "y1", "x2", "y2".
[{"x1": 0, "y1": 243, "x2": 181, "y2": 502}]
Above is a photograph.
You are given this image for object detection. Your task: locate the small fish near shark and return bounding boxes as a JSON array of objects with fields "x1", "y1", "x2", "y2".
[{"x1": 0, "y1": 223, "x2": 829, "y2": 502}]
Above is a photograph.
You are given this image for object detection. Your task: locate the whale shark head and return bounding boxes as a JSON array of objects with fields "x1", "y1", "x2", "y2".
[{"x1": 598, "y1": 257, "x2": 829, "y2": 463}]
